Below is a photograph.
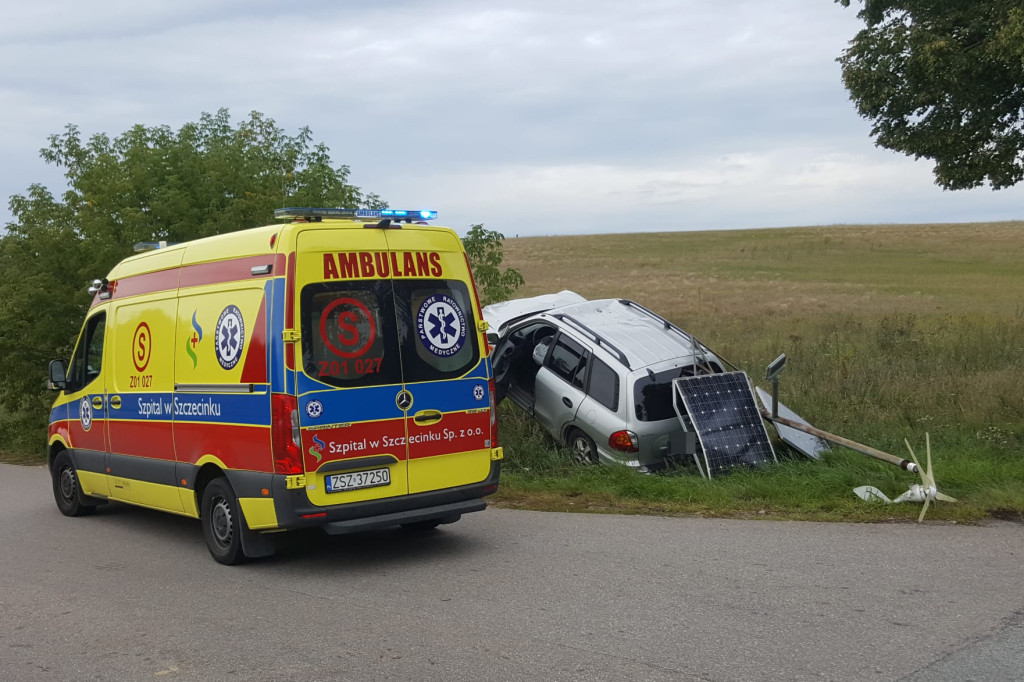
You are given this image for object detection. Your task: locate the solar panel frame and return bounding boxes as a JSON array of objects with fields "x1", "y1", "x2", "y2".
[
  {"x1": 673, "y1": 372, "x2": 776, "y2": 477},
  {"x1": 754, "y1": 387, "x2": 831, "y2": 460}
]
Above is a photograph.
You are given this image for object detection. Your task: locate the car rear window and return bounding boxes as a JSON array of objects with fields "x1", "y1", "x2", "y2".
[{"x1": 633, "y1": 363, "x2": 722, "y2": 421}]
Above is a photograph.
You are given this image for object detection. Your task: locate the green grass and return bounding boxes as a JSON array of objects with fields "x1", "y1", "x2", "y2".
[{"x1": 493, "y1": 403, "x2": 1023, "y2": 523}]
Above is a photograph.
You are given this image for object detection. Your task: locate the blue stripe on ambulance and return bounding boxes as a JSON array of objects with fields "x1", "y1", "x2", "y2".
[{"x1": 110, "y1": 391, "x2": 272, "y2": 426}]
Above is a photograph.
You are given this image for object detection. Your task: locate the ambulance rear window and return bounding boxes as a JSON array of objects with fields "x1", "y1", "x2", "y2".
[
  {"x1": 395, "y1": 280, "x2": 479, "y2": 383},
  {"x1": 300, "y1": 279, "x2": 481, "y2": 388},
  {"x1": 300, "y1": 281, "x2": 402, "y2": 388}
]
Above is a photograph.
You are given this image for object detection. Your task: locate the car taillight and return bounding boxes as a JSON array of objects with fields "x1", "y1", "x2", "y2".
[
  {"x1": 271, "y1": 394, "x2": 303, "y2": 474},
  {"x1": 488, "y1": 377, "x2": 499, "y2": 448},
  {"x1": 609, "y1": 430, "x2": 638, "y2": 453}
]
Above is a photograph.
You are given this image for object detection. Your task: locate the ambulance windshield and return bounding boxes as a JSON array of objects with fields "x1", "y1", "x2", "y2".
[{"x1": 300, "y1": 280, "x2": 479, "y2": 388}]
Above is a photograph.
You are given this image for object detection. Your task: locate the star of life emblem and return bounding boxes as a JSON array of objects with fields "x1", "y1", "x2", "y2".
[
  {"x1": 306, "y1": 400, "x2": 324, "y2": 419},
  {"x1": 79, "y1": 397, "x2": 93, "y2": 431},
  {"x1": 215, "y1": 305, "x2": 245, "y2": 370},
  {"x1": 416, "y1": 294, "x2": 467, "y2": 358}
]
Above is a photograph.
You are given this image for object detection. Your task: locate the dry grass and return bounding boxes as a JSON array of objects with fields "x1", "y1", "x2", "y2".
[{"x1": 503, "y1": 221, "x2": 1024, "y2": 320}]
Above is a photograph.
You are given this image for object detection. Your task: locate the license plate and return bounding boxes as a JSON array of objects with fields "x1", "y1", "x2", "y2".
[{"x1": 325, "y1": 467, "x2": 391, "y2": 493}]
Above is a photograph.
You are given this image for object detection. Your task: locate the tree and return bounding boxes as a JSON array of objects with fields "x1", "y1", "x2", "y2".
[
  {"x1": 462, "y1": 224, "x2": 524, "y2": 306},
  {"x1": 835, "y1": 1, "x2": 1024, "y2": 189},
  {"x1": 0, "y1": 109, "x2": 382, "y2": 452}
]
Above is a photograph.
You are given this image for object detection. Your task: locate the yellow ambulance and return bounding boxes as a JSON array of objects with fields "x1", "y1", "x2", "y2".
[{"x1": 46, "y1": 208, "x2": 502, "y2": 564}]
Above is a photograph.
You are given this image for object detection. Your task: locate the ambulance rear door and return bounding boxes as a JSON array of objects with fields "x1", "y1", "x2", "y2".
[
  {"x1": 294, "y1": 227, "x2": 411, "y2": 506},
  {"x1": 384, "y1": 229, "x2": 493, "y2": 494}
]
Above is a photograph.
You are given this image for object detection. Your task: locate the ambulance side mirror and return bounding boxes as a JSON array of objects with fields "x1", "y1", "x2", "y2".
[{"x1": 47, "y1": 360, "x2": 67, "y2": 391}]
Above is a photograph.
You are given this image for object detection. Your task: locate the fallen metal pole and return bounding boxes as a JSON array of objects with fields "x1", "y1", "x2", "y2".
[{"x1": 758, "y1": 408, "x2": 918, "y2": 473}]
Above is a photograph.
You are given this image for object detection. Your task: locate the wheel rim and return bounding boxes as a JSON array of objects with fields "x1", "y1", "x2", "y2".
[
  {"x1": 210, "y1": 497, "x2": 233, "y2": 549},
  {"x1": 58, "y1": 465, "x2": 77, "y2": 503},
  {"x1": 572, "y1": 436, "x2": 595, "y2": 465}
]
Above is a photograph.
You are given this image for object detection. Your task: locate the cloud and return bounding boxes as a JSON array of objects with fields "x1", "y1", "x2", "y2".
[{"x1": 1, "y1": 0, "x2": 1020, "y2": 234}]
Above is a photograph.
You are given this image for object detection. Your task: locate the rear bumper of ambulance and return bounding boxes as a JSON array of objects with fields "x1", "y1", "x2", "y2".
[{"x1": 262, "y1": 460, "x2": 501, "y2": 533}]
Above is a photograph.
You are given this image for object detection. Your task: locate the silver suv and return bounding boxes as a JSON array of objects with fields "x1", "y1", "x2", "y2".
[{"x1": 486, "y1": 293, "x2": 726, "y2": 471}]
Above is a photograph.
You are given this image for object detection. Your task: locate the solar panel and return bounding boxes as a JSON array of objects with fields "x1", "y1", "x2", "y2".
[{"x1": 673, "y1": 372, "x2": 776, "y2": 477}]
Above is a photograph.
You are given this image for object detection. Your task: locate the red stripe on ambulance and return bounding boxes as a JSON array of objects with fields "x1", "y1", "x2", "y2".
[
  {"x1": 174, "y1": 423, "x2": 272, "y2": 472},
  {"x1": 108, "y1": 420, "x2": 176, "y2": 461}
]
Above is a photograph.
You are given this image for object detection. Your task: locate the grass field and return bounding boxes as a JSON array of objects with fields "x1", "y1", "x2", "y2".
[{"x1": 492, "y1": 221, "x2": 1024, "y2": 522}]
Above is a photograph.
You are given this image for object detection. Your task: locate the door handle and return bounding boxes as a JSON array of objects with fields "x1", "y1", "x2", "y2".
[
  {"x1": 109, "y1": 395, "x2": 122, "y2": 409},
  {"x1": 91, "y1": 395, "x2": 104, "y2": 409},
  {"x1": 413, "y1": 409, "x2": 443, "y2": 426},
  {"x1": 562, "y1": 397, "x2": 573, "y2": 408}
]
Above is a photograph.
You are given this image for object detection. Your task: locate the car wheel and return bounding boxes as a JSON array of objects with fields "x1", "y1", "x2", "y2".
[
  {"x1": 51, "y1": 450, "x2": 97, "y2": 517},
  {"x1": 201, "y1": 478, "x2": 247, "y2": 565},
  {"x1": 568, "y1": 429, "x2": 599, "y2": 466}
]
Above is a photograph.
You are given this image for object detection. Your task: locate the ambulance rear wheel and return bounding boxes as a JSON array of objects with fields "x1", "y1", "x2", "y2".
[
  {"x1": 51, "y1": 451, "x2": 97, "y2": 517},
  {"x1": 201, "y1": 477, "x2": 246, "y2": 565}
]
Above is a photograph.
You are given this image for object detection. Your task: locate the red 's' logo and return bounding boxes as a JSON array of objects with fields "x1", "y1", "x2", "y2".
[{"x1": 132, "y1": 322, "x2": 152, "y2": 372}]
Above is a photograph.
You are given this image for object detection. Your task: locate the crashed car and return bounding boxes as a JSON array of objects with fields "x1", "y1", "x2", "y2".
[{"x1": 485, "y1": 292, "x2": 728, "y2": 471}]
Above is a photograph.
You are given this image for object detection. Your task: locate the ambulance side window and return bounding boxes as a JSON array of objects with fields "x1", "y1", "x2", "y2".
[{"x1": 67, "y1": 313, "x2": 107, "y2": 392}]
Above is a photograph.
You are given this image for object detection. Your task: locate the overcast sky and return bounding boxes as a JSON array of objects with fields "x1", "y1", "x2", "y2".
[{"x1": 2, "y1": 0, "x2": 1021, "y2": 237}]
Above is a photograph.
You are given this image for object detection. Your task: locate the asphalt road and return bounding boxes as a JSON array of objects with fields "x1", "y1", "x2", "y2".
[{"x1": 2, "y1": 463, "x2": 1022, "y2": 681}]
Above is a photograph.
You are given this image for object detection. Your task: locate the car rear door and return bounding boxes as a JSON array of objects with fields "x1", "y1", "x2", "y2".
[{"x1": 533, "y1": 333, "x2": 589, "y2": 440}]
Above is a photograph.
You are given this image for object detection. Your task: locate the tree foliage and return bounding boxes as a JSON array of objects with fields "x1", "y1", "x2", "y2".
[
  {"x1": 462, "y1": 224, "x2": 524, "y2": 307},
  {"x1": 0, "y1": 109, "x2": 380, "y2": 451},
  {"x1": 836, "y1": 0, "x2": 1024, "y2": 189}
]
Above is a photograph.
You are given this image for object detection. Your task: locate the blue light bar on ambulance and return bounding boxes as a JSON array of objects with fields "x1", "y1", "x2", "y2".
[
  {"x1": 274, "y1": 207, "x2": 437, "y2": 221},
  {"x1": 133, "y1": 240, "x2": 177, "y2": 253}
]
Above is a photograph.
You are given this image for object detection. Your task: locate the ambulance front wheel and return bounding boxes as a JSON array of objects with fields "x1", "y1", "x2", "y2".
[
  {"x1": 51, "y1": 450, "x2": 98, "y2": 517},
  {"x1": 201, "y1": 477, "x2": 246, "y2": 565}
]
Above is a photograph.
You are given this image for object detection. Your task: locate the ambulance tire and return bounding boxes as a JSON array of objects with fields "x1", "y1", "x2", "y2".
[
  {"x1": 568, "y1": 429, "x2": 599, "y2": 466},
  {"x1": 201, "y1": 477, "x2": 247, "y2": 565},
  {"x1": 51, "y1": 450, "x2": 98, "y2": 517}
]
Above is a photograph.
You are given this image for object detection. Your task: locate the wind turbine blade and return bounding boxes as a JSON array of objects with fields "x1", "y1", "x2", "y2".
[
  {"x1": 936, "y1": 493, "x2": 958, "y2": 503},
  {"x1": 925, "y1": 433, "x2": 934, "y2": 487},
  {"x1": 854, "y1": 485, "x2": 892, "y2": 503},
  {"x1": 918, "y1": 498, "x2": 930, "y2": 523},
  {"x1": 904, "y1": 438, "x2": 923, "y2": 481}
]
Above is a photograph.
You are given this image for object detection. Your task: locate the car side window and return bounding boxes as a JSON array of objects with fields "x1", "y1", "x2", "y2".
[
  {"x1": 545, "y1": 335, "x2": 588, "y2": 388},
  {"x1": 587, "y1": 358, "x2": 619, "y2": 411},
  {"x1": 67, "y1": 312, "x2": 107, "y2": 392}
]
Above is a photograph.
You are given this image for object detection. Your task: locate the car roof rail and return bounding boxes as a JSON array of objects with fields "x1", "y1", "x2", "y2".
[
  {"x1": 550, "y1": 313, "x2": 631, "y2": 369},
  {"x1": 616, "y1": 299, "x2": 740, "y2": 372}
]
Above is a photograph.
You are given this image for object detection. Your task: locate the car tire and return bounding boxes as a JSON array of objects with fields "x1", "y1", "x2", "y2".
[
  {"x1": 568, "y1": 429, "x2": 599, "y2": 466},
  {"x1": 51, "y1": 450, "x2": 98, "y2": 517},
  {"x1": 201, "y1": 478, "x2": 247, "y2": 565}
]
